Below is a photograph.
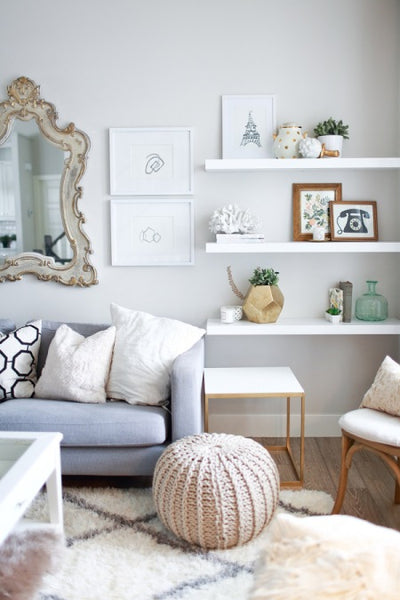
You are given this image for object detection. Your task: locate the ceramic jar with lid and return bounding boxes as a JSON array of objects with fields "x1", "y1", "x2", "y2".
[{"x1": 273, "y1": 123, "x2": 305, "y2": 159}]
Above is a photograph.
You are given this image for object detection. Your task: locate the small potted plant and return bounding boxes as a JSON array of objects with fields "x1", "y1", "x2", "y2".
[
  {"x1": 0, "y1": 234, "x2": 16, "y2": 248},
  {"x1": 313, "y1": 118, "x2": 349, "y2": 157},
  {"x1": 325, "y1": 306, "x2": 343, "y2": 323},
  {"x1": 243, "y1": 267, "x2": 284, "y2": 324}
]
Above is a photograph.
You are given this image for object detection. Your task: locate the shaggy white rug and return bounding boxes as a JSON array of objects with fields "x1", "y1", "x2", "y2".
[{"x1": 27, "y1": 486, "x2": 333, "y2": 600}]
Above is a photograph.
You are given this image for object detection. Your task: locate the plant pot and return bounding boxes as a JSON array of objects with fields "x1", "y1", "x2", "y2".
[
  {"x1": 317, "y1": 135, "x2": 343, "y2": 157},
  {"x1": 325, "y1": 311, "x2": 342, "y2": 323},
  {"x1": 242, "y1": 285, "x2": 284, "y2": 324}
]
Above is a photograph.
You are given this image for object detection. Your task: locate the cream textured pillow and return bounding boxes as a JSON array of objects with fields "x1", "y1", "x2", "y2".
[
  {"x1": 35, "y1": 324, "x2": 116, "y2": 404},
  {"x1": 0, "y1": 321, "x2": 42, "y2": 400},
  {"x1": 360, "y1": 355, "x2": 400, "y2": 416},
  {"x1": 107, "y1": 304, "x2": 205, "y2": 405}
]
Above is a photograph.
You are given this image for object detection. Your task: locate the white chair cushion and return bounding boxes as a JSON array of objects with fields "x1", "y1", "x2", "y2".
[{"x1": 339, "y1": 408, "x2": 400, "y2": 447}]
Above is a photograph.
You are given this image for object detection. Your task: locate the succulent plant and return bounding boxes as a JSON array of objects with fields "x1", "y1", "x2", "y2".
[
  {"x1": 248, "y1": 267, "x2": 279, "y2": 287},
  {"x1": 326, "y1": 306, "x2": 342, "y2": 315},
  {"x1": 314, "y1": 118, "x2": 349, "y2": 139}
]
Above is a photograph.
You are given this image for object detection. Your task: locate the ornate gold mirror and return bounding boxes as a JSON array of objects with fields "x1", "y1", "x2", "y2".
[{"x1": 0, "y1": 76, "x2": 97, "y2": 285}]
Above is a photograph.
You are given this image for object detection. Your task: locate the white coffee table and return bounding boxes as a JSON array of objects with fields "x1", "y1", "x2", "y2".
[
  {"x1": 203, "y1": 367, "x2": 305, "y2": 488},
  {"x1": 0, "y1": 431, "x2": 63, "y2": 545}
]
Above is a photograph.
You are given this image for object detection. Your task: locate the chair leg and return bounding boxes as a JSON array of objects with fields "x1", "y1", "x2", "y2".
[
  {"x1": 395, "y1": 480, "x2": 400, "y2": 504},
  {"x1": 331, "y1": 433, "x2": 353, "y2": 514}
]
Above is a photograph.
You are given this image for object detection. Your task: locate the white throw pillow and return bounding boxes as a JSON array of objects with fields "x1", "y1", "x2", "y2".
[
  {"x1": 107, "y1": 304, "x2": 205, "y2": 405},
  {"x1": 360, "y1": 355, "x2": 400, "y2": 416},
  {"x1": 35, "y1": 324, "x2": 116, "y2": 404},
  {"x1": 0, "y1": 321, "x2": 42, "y2": 400}
]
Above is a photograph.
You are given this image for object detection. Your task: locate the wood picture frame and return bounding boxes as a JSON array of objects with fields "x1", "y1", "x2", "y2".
[
  {"x1": 293, "y1": 183, "x2": 342, "y2": 241},
  {"x1": 329, "y1": 201, "x2": 378, "y2": 241}
]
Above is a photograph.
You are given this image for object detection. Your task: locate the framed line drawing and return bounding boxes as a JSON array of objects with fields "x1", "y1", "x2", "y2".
[
  {"x1": 109, "y1": 128, "x2": 194, "y2": 195},
  {"x1": 293, "y1": 183, "x2": 342, "y2": 241},
  {"x1": 222, "y1": 94, "x2": 276, "y2": 159},
  {"x1": 110, "y1": 199, "x2": 194, "y2": 266},
  {"x1": 330, "y1": 201, "x2": 378, "y2": 241}
]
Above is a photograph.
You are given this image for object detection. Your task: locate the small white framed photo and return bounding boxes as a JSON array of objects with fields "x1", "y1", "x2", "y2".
[
  {"x1": 109, "y1": 127, "x2": 194, "y2": 195},
  {"x1": 110, "y1": 199, "x2": 194, "y2": 266},
  {"x1": 222, "y1": 94, "x2": 276, "y2": 159}
]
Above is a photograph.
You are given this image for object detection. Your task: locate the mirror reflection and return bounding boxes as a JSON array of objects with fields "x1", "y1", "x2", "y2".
[
  {"x1": 0, "y1": 76, "x2": 97, "y2": 286},
  {"x1": 0, "y1": 121, "x2": 71, "y2": 263}
]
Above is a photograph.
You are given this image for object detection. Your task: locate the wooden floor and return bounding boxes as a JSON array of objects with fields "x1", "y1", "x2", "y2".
[
  {"x1": 257, "y1": 436, "x2": 400, "y2": 531},
  {"x1": 63, "y1": 437, "x2": 400, "y2": 531}
]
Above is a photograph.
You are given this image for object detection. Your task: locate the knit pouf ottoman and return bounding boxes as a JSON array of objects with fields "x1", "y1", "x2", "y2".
[{"x1": 152, "y1": 433, "x2": 280, "y2": 549}]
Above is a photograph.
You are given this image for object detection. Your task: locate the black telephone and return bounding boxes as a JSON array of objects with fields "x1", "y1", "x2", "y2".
[{"x1": 336, "y1": 209, "x2": 370, "y2": 234}]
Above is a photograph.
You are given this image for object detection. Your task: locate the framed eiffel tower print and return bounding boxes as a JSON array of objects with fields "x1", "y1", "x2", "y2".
[{"x1": 222, "y1": 95, "x2": 276, "y2": 159}]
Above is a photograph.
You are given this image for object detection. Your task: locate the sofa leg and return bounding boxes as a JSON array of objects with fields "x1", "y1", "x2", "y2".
[{"x1": 331, "y1": 433, "x2": 353, "y2": 514}]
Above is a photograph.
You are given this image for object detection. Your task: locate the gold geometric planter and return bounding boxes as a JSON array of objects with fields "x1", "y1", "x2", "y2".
[{"x1": 242, "y1": 285, "x2": 284, "y2": 324}]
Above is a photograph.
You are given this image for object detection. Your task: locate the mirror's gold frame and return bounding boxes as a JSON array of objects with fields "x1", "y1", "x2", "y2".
[{"x1": 0, "y1": 76, "x2": 97, "y2": 286}]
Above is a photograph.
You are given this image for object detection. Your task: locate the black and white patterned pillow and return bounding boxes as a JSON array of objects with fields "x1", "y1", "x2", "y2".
[{"x1": 0, "y1": 321, "x2": 42, "y2": 401}]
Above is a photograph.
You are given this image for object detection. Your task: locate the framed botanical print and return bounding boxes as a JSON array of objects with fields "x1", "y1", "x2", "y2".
[{"x1": 293, "y1": 183, "x2": 342, "y2": 241}]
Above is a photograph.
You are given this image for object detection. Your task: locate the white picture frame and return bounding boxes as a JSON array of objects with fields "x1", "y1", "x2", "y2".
[
  {"x1": 110, "y1": 199, "x2": 194, "y2": 266},
  {"x1": 109, "y1": 127, "x2": 194, "y2": 195},
  {"x1": 222, "y1": 94, "x2": 276, "y2": 159}
]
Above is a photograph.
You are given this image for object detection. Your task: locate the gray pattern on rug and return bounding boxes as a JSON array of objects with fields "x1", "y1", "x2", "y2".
[{"x1": 30, "y1": 487, "x2": 333, "y2": 600}]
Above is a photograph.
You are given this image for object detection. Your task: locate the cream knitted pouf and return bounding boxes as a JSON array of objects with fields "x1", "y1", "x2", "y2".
[{"x1": 152, "y1": 433, "x2": 280, "y2": 549}]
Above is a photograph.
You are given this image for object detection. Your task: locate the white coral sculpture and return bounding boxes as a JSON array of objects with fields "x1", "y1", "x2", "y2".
[{"x1": 208, "y1": 204, "x2": 260, "y2": 234}]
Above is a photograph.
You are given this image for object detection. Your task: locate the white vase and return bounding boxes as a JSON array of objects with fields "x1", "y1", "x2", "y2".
[
  {"x1": 273, "y1": 123, "x2": 305, "y2": 159},
  {"x1": 317, "y1": 135, "x2": 343, "y2": 157}
]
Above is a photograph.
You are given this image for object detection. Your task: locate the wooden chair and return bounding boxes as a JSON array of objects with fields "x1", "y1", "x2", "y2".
[{"x1": 332, "y1": 407, "x2": 400, "y2": 514}]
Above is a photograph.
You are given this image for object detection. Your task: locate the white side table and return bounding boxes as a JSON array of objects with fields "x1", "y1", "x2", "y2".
[
  {"x1": 203, "y1": 367, "x2": 305, "y2": 488},
  {"x1": 0, "y1": 431, "x2": 63, "y2": 545}
]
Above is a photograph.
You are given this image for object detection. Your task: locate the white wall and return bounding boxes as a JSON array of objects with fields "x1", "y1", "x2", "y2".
[{"x1": 1, "y1": 0, "x2": 399, "y2": 435}]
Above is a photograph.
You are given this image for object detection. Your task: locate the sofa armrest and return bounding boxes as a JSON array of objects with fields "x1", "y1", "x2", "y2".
[{"x1": 170, "y1": 337, "x2": 204, "y2": 441}]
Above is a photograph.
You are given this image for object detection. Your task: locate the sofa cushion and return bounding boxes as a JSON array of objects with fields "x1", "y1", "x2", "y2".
[
  {"x1": 35, "y1": 324, "x2": 116, "y2": 404},
  {"x1": 0, "y1": 319, "x2": 16, "y2": 334},
  {"x1": 107, "y1": 303, "x2": 205, "y2": 406},
  {"x1": 0, "y1": 399, "x2": 169, "y2": 446},
  {"x1": 0, "y1": 321, "x2": 42, "y2": 401}
]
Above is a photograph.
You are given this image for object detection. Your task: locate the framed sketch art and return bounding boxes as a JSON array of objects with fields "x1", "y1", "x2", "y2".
[
  {"x1": 293, "y1": 183, "x2": 342, "y2": 241},
  {"x1": 329, "y1": 201, "x2": 378, "y2": 241},
  {"x1": 110, "y1": 199, "x2": 194, "y2": 266},
  {"x1": 222, "y1": 95, "x2": 276, "y2": 159},
  {"x1": 109, "y1": 128, "x2": 194, "y2": 195}
]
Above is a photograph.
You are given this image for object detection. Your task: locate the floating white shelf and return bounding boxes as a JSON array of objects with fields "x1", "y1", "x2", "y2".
[
  {"x1": 204, "y1": 157, "x2": 400, "y2": 172},
  {"x1": 206, "y1": 242, "x2": 400, "y2": 254},
  {"x1": 206, "y1": 318, "x2": 400, "y2": 336}
]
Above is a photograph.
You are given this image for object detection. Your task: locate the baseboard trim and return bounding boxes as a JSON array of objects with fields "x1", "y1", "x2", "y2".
[{"x1": 208, "y1": 413, "x2": 342, "y2": 437}]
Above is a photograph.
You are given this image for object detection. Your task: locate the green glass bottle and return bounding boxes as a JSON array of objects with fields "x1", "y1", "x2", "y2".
[{"x1": 355, "y1": 280, "x2": 388, "y2": 321}]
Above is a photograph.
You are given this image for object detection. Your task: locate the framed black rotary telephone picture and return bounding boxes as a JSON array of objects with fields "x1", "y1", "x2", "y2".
[{"x1": 329, "y1": 200, "x2": 378, "y2": 241}]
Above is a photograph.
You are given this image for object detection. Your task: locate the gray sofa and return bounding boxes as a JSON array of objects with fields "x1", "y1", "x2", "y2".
[{"x1": 0, "y1": 319, "x2": 204, "y2": 476}]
